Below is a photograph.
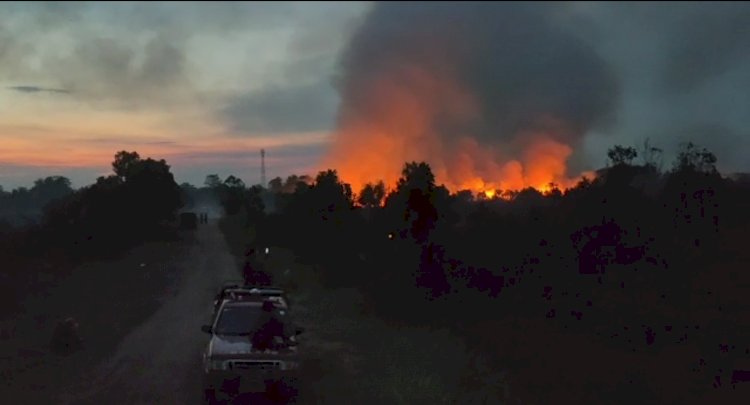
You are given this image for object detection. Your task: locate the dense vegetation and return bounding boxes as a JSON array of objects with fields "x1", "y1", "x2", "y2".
[
  {"x1": 222, "y1": 141, "x2": 750, "y2": 401},
  {"x1": 2, "y1": 141, "x2": 748, "y2": 401},
  {"x1": 0, "y1": 151, "x2": 183, "y2": 267}
]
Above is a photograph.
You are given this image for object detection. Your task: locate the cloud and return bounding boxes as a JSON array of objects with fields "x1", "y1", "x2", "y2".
[
  {"x1": 0, "y1": 1, "x2": 369, "y2": 143},
  {"x1": 8, "y1": 85, "x2": 70, "y2": 94},
  {"x1": 0, "y1": 2, "x2": 369, "y2": 189},
  {"x1": 217, "y1": 2, "x2": 369, "y2": 135},
  {"x1": 0, "y1": 2, "x2": 310, "y2": 110},
  {"x1": 221, "y1": 79, "x2": 339, "y2": 134},
  {"x1": 49, "y1": 32, "x2": 190, "y2": 108}
]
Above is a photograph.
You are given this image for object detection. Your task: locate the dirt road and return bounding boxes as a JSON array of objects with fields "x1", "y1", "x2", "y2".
[
  {"x1": 58, "y1": 220, "x2": 238, "y2": 405},
  {"x1": 6, "y1": 216, "x2": 475, "y2": 405}
]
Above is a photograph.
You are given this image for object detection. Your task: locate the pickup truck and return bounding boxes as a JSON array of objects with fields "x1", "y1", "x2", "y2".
[
  {"x1": 212, "y1": 283, "x2": 291, "y2": 315},
  {"x1": 201, "y1": 299, "x2": 303, "y2": 404}
]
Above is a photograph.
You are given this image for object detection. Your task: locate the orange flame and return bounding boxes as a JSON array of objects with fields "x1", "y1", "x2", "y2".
[
  {"x1": 320, "y1": 66, "x2": 594, "y2": 197},
  {"x1": 323, "y1": 129, "x2": 593, "y2": 198}
]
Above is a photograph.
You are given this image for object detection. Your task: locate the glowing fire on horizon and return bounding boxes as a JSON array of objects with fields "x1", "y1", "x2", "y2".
[
  {"x1": 320, "y1": 27, "x2": 599, "y2": 198},
  {"x1": 321, "y1": 110, "x2": 595, "y2": 199}
]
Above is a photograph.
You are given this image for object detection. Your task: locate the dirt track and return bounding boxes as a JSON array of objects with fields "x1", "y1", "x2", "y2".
[
  {"x1": 3, "y1": 217, "x2": 484, "y2": 404},
  {"x1": 58, "y1": 221, "x2": 238, "y2": 405},
  {"x1": 3, "y1": 217, "x2": 389, "y2": 405}
]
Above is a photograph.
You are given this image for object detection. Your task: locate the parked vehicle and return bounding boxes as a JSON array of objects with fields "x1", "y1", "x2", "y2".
[{"x1": 201, "y1": 299, "x2": 303, "y2": 403}]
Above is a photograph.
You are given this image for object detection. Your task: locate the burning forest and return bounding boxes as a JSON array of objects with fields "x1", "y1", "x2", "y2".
[{"x1": 321, "y1": 3, "x2": 616, "y2": 196}]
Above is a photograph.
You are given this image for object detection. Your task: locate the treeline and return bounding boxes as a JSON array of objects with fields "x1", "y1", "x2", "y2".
[
  {"x1": 1, "y1": 151, "x2": 184, "y2": 266},
  {"x1": 222, "y1": 141, "x2": 749, "y2": 396},
  {"x1": 0, "y1": 176, "x2": 74, "y2": 227}
]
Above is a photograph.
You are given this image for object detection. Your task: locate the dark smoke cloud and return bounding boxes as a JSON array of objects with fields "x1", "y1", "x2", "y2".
[
  {"x1": 570, "y1": 2, "x2": 750, "y2": 172},
  {"x1": 337, "y1": 2, "x2": 619, "y2": 152},
  {"x1": 657, "y1": 3, "x2": 750, "y2": 93},
  {"x1": 334, "y1": 1, "x2": 750, "y2": 175}
]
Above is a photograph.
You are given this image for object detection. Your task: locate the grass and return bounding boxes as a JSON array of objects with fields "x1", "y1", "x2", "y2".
[
  {"x1": 219, "y1": 212, "x2": 750, "y2": 404},
  {"x1": 0, "y1": 229, "x2": 195, "y2": 402},
  {"x1": 218, "y1": 214, "x2": 510, "y2": 404}
]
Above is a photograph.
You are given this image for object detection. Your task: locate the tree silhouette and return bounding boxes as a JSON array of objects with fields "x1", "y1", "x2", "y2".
[
  {"x1": 358, "y1": 181, "x2": 386, "y2": 208},
  {"x1": 244, "y1": 185, "x2": 266, "y2": 226},
  {"x1": 673, "y1": 142, "x2": 718, "y2": 174},
  {"x1": 385, "y1": 162, "x2": 440, "y2": 243},
  {"x1": 607, "y1": 145, "x2": 638, "y2": 167},
  {"x1": 662, "y1": 143, "x2": 723, "y2": 253},
  {"x1": 204, "y1": 174, "x2": 222, "y2": 189},
  {"x1": 31, "y1": 176, "x2": 73, "y2": 200},
  {"x1": 223, "y1": 175, "x2": 245, "y2": 189},
  {"x1": 640, "y1": 138, "x2": 664, "y2": 172},
  {"x1": 241, "y1": 144, "x2": 750, "y2": 401},
  {"x1": 220, "y1": 175, "x2": 246, "y2": 215},
  {"x1": 397, "y1": 162, "x2": 436, "y2": 192},
  {"x1": 113, "y1": 151, "x2": 142, "y2": 180},
  {"x1": 268, "y1": 177, "x2": 283, "y2": 193},
  {"x1": 5, "y1": 138, "x2": 749, "y2": 403},
  {"x1": 308, "y1": 170, "x2": 353, "y2": 217},
  {"x1": 0, "y1": 176, "x2": 73, "y2": 227},
  {"x1": 283, "y1": 174, "x2": 312, "y2": 194},
  {"x1": 39, "y1": 151, "x2": 182, "y2": 258},
  {"x1": 121, "y1": 156, "x2": 182, "y2": 228}
]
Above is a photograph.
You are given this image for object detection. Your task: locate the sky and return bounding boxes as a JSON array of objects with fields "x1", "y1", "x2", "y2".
[
  {"x1": 1, "y1": 2, "x2": 748, "y2": 190},
  {"x1": 0, "y1": 1, "x2": 371, "y2": 188}
]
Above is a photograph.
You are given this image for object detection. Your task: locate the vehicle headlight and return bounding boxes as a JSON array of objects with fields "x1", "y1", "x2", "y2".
[{"x1": 206, "y1": 359, "x2": 226, "y2": 371}]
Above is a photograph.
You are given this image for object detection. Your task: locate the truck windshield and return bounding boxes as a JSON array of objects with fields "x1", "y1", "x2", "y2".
[{"x1": 214, "y1": 305, "x2": 265, "y2": 336}]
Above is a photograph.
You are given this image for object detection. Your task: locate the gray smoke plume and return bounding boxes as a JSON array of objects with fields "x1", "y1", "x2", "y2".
[
  {"x1": 341, "y1": 2, "x2": 619, "y2": 139},
  {"x1": 326, "y1": 2, "x2": 620, "y2": 188},
  {"x1": 326, "y1": 1, "x2": 750, "y2": 186},
  {"x1": 575, "y1": 2, "x2": 750, "y2": 172}
]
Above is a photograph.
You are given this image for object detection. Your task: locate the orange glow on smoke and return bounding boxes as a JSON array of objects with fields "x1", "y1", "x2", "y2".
[
  {"x1": 323, "y1": 127, "x2": 592, "y2": 198},
  {"x1": 321, "y1": 65, "x2": 594, "y2": 197}
]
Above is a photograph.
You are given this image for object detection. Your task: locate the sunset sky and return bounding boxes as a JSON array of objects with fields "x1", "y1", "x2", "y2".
[
  {"x1": 2, "y1": 2, "x2": 749, "y2": 191},
  {"x1": 0, "y1": 2, "x2": 371, "y2": 188}
]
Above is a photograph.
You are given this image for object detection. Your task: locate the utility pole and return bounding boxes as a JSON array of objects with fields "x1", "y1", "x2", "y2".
[{"x1": 260, "y1": 149, "x2": 266, "y2": 188}]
